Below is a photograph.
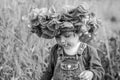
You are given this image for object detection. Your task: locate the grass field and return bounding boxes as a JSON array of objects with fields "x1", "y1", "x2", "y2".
[{"x1": 0, "y1": 0, "x2": 120, "y2": 80}]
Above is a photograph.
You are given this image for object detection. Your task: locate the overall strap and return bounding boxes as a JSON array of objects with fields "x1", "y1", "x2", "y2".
[
  {"x1": 77, "y1": 42, "x2": 87, "y2": 56},
  {"x1": 57, "y1": 45, "x2": 64, "y2": 59}
]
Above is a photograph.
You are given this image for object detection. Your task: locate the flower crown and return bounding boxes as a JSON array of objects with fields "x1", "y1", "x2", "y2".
[{"x1": 28, "y1": 4, "x2": 101, "y2": 42}]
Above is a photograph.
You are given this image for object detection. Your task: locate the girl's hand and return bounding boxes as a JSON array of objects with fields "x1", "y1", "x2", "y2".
[{"x1": 78, "y1": 70, "x2": 94, "y2": 80}]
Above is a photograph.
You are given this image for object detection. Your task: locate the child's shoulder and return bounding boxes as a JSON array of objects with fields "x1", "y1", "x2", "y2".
[
  {"x1": 80, "y1": 43, "x2": 98, "y2": 56},
  {"x1": 51, "y1": 44, "x2": 61, "y2": 51},
  {"x1": 50, "y1": 44, "x2": 62, "y2": 55},
  {"x1": 85, "y1": 43, "x2": 97, "y2": 51}
]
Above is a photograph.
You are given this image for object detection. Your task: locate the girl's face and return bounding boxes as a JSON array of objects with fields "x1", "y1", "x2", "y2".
[{"x1": 55, "y1": 32, "x2": 80, "y2": 50}]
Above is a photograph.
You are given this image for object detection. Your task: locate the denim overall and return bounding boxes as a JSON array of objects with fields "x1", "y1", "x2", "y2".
[{"x1": 52, "y1": 43, "x2": 87, "y2": 80}]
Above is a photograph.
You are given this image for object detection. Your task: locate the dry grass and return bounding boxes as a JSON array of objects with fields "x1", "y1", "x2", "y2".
[{"x1": 0, "y1": 0, "x2": 120, "y2": 80}]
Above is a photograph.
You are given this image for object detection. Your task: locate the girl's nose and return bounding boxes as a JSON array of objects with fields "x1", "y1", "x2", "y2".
[{"x1": 61, "y1": 36, "x2": 66, "y2": 44}]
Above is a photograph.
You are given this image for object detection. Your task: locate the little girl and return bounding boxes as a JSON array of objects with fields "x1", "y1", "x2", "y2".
[
  {"x1": 27, "y1": 3, "x2": 105, "y2": 80},
  {"x1": 40, "y1": 22, "x2": 104, "y2": 80}
]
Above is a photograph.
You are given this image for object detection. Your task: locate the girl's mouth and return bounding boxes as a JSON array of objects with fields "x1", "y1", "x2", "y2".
[{"x1": 62, "y1": 43, "x2": 71, "y2": 49}]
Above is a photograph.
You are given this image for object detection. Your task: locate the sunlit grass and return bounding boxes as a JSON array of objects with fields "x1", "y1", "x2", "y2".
[{"x1": 0, "y1": 0, "x2": 120, "y2": 80}]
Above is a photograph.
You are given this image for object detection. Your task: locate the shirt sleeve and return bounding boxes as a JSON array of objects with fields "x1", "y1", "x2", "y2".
[
  {"x1": 88, "y1": 46, "x2": 105, "y2": 80},
  {"x1": 40, "y1": 45, "x2": 57, "y2": 80}
]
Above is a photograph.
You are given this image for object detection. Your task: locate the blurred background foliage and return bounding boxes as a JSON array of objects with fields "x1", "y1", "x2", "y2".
[{"x1": 0, "y1": 0, "x2": 120, "y2": 80}]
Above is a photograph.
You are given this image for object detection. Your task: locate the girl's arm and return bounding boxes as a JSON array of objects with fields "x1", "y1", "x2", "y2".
[
  {"x1": 40, "y1": 45, "x2": 58, "y2": 80},
  {"x1": 88, "y1": 46, "x2": 105, "y2": 80}
]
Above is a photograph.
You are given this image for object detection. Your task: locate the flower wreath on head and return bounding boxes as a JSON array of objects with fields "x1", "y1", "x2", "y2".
[{"x1": 27, "y1": 4, "x2": 101, "y2": 43}]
